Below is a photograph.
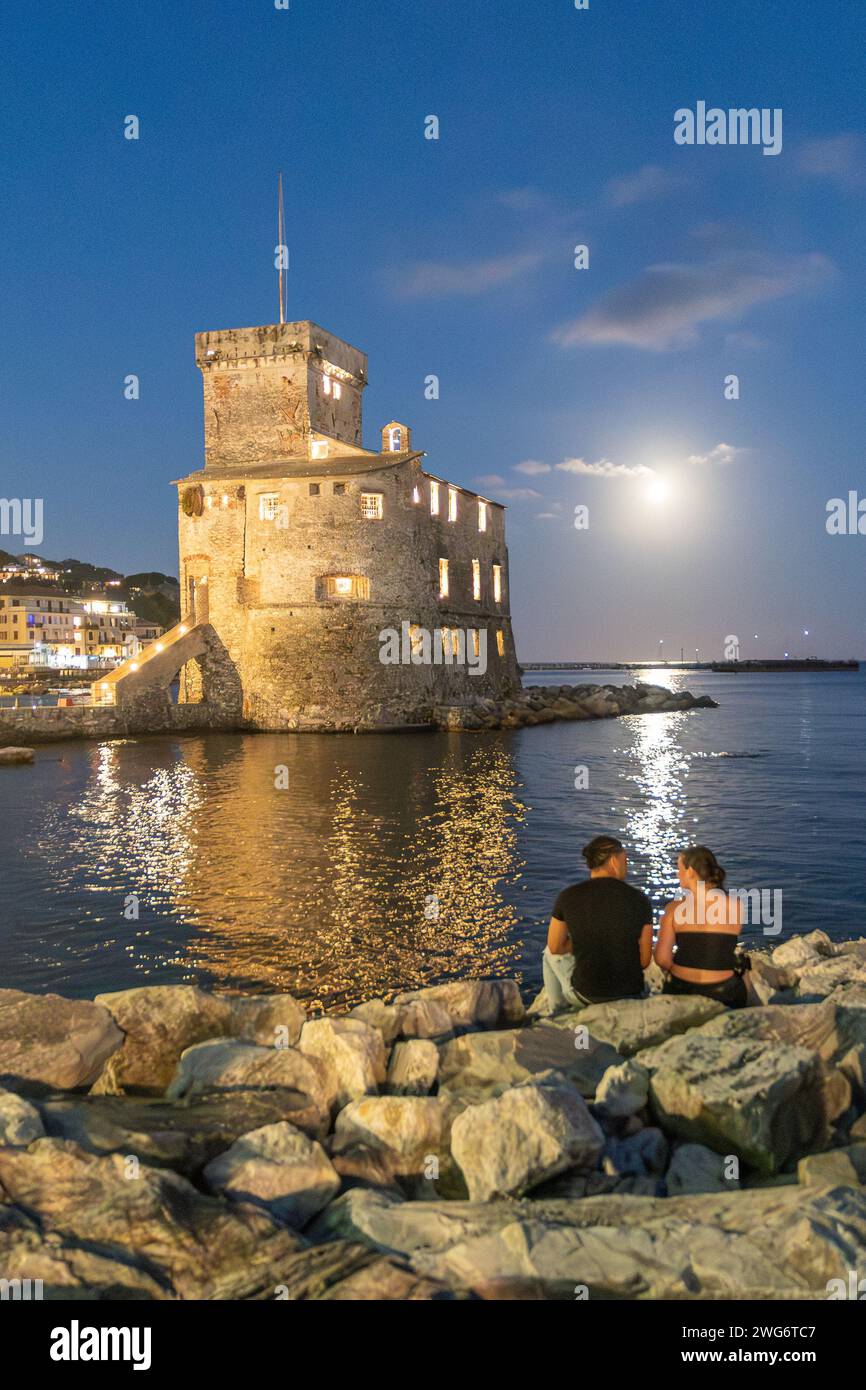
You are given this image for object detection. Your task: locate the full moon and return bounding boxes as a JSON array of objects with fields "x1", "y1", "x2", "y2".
[{"x1": 646, "y1": 476, "x2": 670, "y2": 504}]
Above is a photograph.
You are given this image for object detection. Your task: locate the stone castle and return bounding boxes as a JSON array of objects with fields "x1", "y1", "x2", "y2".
[{"x1": 99, "y1": 318, "x2": 520, "y2": 730}]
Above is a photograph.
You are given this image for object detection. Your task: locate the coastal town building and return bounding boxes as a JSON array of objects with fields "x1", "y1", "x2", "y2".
[
  {"x1": 98, "y1": 317, "x2": 520, "y2": 729},
  {"x1": 0, "y1": 554, "x2": 61, "y2": 584},
  {"x1": 0, "y1": 587, "x2": 162, "y2": 669}
]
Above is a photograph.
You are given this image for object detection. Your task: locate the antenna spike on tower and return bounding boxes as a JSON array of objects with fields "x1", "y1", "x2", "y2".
[{"x1": 277, "y1": 172, "x2": 286, "y2": 325}]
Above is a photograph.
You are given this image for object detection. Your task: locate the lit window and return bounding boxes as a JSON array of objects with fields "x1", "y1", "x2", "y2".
[
  {"x1": 259, "y1": 493, "x2": 280, "y2": 521},
  {"x1": 312, "y1": 440, "x2": 328, "y2": 460},
  {"x1": 430, "y1": 481, "x2": 440, "y2": 516},
  {"x1": 409, "y1": 624, "x2": 425, "y2": 659},
  {"x1": 323, "y1": 575, "x2": 371, "y2": 600},
  {"x1": 412, "y1": 486, "x2": 420, "y2": 504},
  {"x1": 438, "y1": 558, "x2": 449, "y2": 597},
  {"x1": 361, "y1": 493, "x2": 383, "y2": 520},
  {"x1": 323, "y1": 375, "x2": 331, "y2": 396},
  {"x1": 496, "y1": 629, "x2": 505, "y2": 657},
  {"x1": 478, "y1": 499, "x2": 487, "y2": 532},
  {"x1": 389, "y1": 426, "x2": 403, "y2": 451},
  {"x1": 493, "y1": 564, "x2": 502, "y2": 603},
  {"x1": 221, "y1": 494, "x2": 230, "y2": 508},
  {"x1": 448, "y1": 488, "x2": 458, "y2": 522},
  {"x1": 333, "y1": 381, "x2": 342, "y2": 400},
  {"x1": 471, "y1": 630, "x2": 480, "y2": 659},
  {"x1": 472, "y1": 559, "x2": 481, "y2": 601}
]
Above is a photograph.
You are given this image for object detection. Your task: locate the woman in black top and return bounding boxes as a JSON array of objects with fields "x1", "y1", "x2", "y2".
[{"x1": 654, "y1": 846, "x2": 747, "y2": 1008}]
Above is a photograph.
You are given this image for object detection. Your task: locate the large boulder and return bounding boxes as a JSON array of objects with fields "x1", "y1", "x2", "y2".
[
  {"x1": 203, "y1": 1121, "x2": 340, "y2": 1226},
  {"x1": 637, "y1": 1033, "x2": 835, "y2": 1174},
  {"x1": 92, "y1": 986, "x2": 233, "y2": 1095},
  {"x1": 771, "y1": 931, "x2": 835, "y2": 971},
  {"x1": 438, "y1": 1022, "x2": 620, "y2": 1102},
  {"x1": 386, "y1": 1040, "x2": 439, "y2": 1096},
  {"x1": 0, "y1": 989, "x2": 123, "y2": 1091},
  {"x1": 797, "y1": 1146, "x2": 866, "y2": 1187},
  {"x1": 165, "y1": 1039, "x2": 336, "y2": 1125},
  {"x1": 696, "y1": 1001, "x2": 842, "y2": 1059},
  {"x1": 298, "y1": 1018, "x2": 385, "y2": 1109},
  {"x1": 798, "y1": 957, "x2": 866, "y2": 999},
  {"x1": 390, "y1": 996, "x2": 453, "y2": 1041},
  {"x1": 309, "y1": 1183, "x2": 866, "y2": 1299},
  {"x1": 0, "y1": 1138, "x2": 305, "y2": 1299},
  {"x1": 551, "y1": 995, "x2": 725, "y2": 1058},
  {"x1": 0, "y1": 1202, "x2": 168, "y2": 1299},
  {"x1": 0, "y1": 746, "x2": 34, "y2": 765},
  {"x1": 450, "y1": 1072, "x2": 604, "y2": 1201},
  {"x1": 349, "y1": 999, "x2": 402, "y2": 1045},
  {"x1": 228, "y1": 994, "x2": 305, "y2": 1048},
  {"x1": 39, "y1": 1087, "x2": 326, "y2": 1174},
  {"x1": 0, "y1": 1089, "x2": 44, "y2": 1146},
  {"x1": 393, "y1": 980, "x2": 524, "y2": 1033},
  {"x1": 332, "y1": 1096, "x2": 456, "y2": 1179}
]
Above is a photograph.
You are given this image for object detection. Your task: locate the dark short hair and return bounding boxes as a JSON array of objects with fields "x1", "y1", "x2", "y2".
[
  {"x1": 582, "y1": 835, "x2": 625, "y2": 871},
  {"x1": 680, "y1": 845, "x2": 726, "y2": 889}
]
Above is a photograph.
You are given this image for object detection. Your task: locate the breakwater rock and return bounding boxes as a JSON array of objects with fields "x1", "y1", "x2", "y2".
[
  {"x1": 2, "y1": 934, "x2": 864, "y2": 1300},
  {"x1": 434, "y1": 681, "x2": 717, "y2": 731}
]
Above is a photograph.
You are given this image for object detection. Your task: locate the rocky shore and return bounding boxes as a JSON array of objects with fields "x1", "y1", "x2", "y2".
[
  {"x1": 2, "y1": 929, "x2": 865, "y2": 1300},
  {"x1": 435, "y1": 680, "x2": 717, "y2": 730}
]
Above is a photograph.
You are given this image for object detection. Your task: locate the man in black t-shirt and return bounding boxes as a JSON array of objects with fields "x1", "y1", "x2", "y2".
[{"x1": 543, "y1": 834, "x2": 653, "y2": 1009}]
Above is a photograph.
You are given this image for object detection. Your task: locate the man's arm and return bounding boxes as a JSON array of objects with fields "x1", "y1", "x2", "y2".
[
  {"x1": 638, "y1": 922, "x2": 653, "y2": 969},
  {"x1": 547, "y1": 916, "x2": 571, "y2": 955}
]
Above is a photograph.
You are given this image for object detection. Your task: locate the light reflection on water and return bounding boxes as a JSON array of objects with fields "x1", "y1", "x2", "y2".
[{"x1": 4, "y1": 668, "x2": 865, "y2": 1002}]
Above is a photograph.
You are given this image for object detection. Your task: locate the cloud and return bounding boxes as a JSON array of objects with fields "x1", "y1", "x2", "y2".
[
  {"x1": 513, "y1": 459, "x2": 551, "y2": 475},
  {"x1": 391, "y1": 251, "x2": 543, "y2": 299},
  {"x1": 685, "y1": 442, "x2": 744, "y2": 467},
  {"x1": 604, "y1": 164, "x2": 679, "y2": 208},
  {"x1": 551, "y1": 252, "x2": 833, "y2": 351},
  {"x1": 556, "y1": 457, "x2": 655, "y2": 479},
  {"x1": 797, "y1": 134, "x2": 866, "y2": 189},
  {"x1": 535, "y1": 512, "x2": 560, "y2": 520},
  {"x1": 475, "y1": 473, "x2": 507, "y2": 487},
  {"x1": 494, "y1": 486, "x2": 543, "y2": 500}
]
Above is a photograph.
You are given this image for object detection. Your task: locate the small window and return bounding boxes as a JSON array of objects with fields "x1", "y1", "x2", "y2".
[
  {"x1": 333, "y1": 482, "x2": 346, "y2": 495},
  {"x1": 389, "y1": 426, "x2": 403, "y2": 451},
  {"x1": 472, "y1": 559, "x2": 481, "y2": 601},
  {"x1": 361, "y1": 493, "x2": 383, "y2": 520},
  {"x1": 496, "y1": 629, "x2": 505, "y2": 657},
  {"x1": 448, "y1": 488, "x2": 458, "y2": 522},
  {"x1": 412, "y1": 485, "x2": 420, "y2": 504},
  {"x1": 478, "y1": 499, "x2": 487, "y2": 532},
  {"x1": 471, "y1": 630, "x2": 480, "y2": 659},
  {"x1": 430, "y1": 481, "x2": 440, "y2": 516},
  {"x1": 309, "y1": 483, "x2": 320, "y2": 496},
  {"x1": 323, "y1": 375, "x2": 331, "y2": 396},
  {"x1": 438, "y1": 558, "x2": 449, "y2": 598},
  {"x1": 333, "y1": 381, "x2": 342, "y2": 400},
  {"x1": 258, "y1": 493, "x2": 280, "y2": 521},
  {"x1": 493, "y1": 564, "x2": 502, "y2": 603},
  {"x1": 323, "y1": 574, "x2": 370, "y2": 600}
]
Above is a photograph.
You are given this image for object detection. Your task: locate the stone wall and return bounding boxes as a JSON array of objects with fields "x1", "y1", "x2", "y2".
[{"x1": 0, "y1": 702, "x2": 234, "y2": 745}]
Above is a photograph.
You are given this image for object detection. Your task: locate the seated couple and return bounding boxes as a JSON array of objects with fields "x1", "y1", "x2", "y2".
[{"x1": 543, "y1": 834, "x2": 748, "y2": 1012}]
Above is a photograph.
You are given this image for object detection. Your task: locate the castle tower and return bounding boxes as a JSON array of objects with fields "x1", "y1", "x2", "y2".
[{"x1": 173, "y1": 318, "x2": 520, "y2": 730}]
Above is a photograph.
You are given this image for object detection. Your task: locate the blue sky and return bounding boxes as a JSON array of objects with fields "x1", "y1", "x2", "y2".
[{"x1": 2, "y1": 0, "x2": 865, "y2": 659}]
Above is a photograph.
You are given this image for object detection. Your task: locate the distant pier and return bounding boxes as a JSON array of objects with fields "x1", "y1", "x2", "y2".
[{"x1": 521, "y1": 659, "x2": 860, "y2": 674}]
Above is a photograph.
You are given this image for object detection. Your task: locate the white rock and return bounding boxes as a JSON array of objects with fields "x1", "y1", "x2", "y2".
[
  {"x1": 666, "y1": 1142, "x2": 740, "y2": 1195},
  {"x1": 229, "y1": 994, "x2": 305, "y2": 1048},
  {"x1": 0, "y1": 1089, "x2": 44, "y2": 1146},
  {"x1": 333, "y1": 1096, "x2": 454, "y2": 1178},
  {"x1": 386, "y1": 1040, "x2": 439, "y2": 1096},
  {"x1": 299, "y1": 1018, "x2": 385, "y2": 1109},
  {"x1": 595, "y1": 1060, "x2": 650, "y2": 1118},
  {"x1": 203, "y1": 1121, "x2": 339, "y2": 1226},
  {"x1": 449, "y1": 1071, "x2": 604, "y2": 1201}
]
